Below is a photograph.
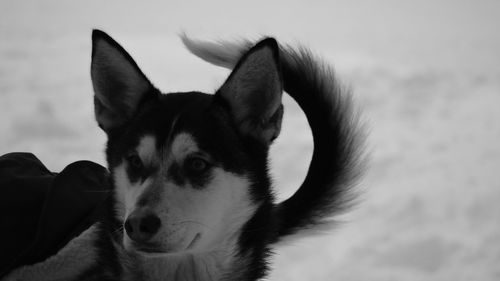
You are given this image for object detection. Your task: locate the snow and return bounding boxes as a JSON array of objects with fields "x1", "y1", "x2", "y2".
[{"x1": 1, "y1": 0, "x2": 499, "y2": 280}]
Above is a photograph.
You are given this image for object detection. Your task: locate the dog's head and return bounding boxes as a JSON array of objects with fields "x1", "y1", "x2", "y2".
[{"x1": 90, "y1": 30, "x2": 283, "y2": 256}]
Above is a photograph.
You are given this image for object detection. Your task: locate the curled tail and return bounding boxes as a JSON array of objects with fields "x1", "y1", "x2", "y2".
[{"x1": 182, "y1": 35, "x2": 367, "y2": 241}]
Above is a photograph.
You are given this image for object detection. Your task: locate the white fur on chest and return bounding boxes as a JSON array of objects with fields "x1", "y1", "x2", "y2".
[
  {"x1": 136, "y1": 248, "x2": 251, "y2": 281},
  {"x1": 141, "y1": 252, "x2": 224, "y2": 281}
]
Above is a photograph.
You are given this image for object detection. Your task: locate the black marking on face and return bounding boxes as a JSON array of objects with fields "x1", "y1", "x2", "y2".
[
  {"x1": 183, "y1": 154, "x2": 213, "y2": 188},
  {"x1": 167, "y1": 162, "x2": 184, "y2": 186},
  {"x1": 125, "y1": 151, "x2": 156, "y2": 184}
]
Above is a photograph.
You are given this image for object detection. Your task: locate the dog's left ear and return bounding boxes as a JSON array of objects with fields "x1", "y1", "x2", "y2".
[{"x1": 216, "y1": 38, "x2": 283, "y2": 145}]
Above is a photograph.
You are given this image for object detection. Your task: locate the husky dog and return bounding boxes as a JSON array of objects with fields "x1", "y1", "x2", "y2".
[{"x1": 75, "y1": 30, "x2": 365, "y2": 281}]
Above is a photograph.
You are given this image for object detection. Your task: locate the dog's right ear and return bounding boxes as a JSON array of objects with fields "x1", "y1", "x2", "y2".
[
  {"x1": 91, "y1": 30, "x2": 156, "y2": 133},
  {"x1": 216, "y1": 38, "x2": 283, "y2": 145}
]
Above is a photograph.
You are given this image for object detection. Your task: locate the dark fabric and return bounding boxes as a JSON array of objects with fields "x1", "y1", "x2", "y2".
[{"x1": 0, "y1": 153, "x2": 111, "y2": 278}]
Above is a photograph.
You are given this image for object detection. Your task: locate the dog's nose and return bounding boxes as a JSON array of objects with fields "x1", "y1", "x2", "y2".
[{"x1": 124, "y1": 210, "x2": 161, "y2": 242}]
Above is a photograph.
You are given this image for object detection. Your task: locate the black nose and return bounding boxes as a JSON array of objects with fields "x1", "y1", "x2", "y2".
[{"x1": 124, "y1": 210, "x2": 161, "y2": 243}]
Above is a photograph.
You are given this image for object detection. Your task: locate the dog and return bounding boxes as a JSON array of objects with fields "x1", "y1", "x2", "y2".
[{"x1": 6, "y1": 30, "x2": 365, "y2": 281}]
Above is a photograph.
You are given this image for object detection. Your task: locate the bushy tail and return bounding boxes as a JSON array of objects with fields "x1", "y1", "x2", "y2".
[{"x1": 182, "y1": 35, "x2": 366, "y2": 241}]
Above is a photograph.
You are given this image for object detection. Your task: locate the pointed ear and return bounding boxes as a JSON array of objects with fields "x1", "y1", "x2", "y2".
[
  {"x1": 216, "y1": 38, "x2": 283, "y2": 145},
  {"x1": 91, "y1": 30, "x2": 155, "y2": 133}
]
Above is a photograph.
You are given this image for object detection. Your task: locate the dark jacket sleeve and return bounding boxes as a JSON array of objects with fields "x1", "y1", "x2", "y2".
[{"x1": 0, "y1": 153, "x2": 110, "y2": 278}]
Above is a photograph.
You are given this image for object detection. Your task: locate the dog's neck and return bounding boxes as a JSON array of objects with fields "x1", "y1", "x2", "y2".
[
  {"x1": 122, "y1": 239, "x2": 248, "y2": 281},
  {"x1": 138, "y1": 250, "x2": 233, "y2": 281}
]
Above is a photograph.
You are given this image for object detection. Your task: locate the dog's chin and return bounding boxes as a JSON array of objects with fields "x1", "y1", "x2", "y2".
[{"x1": 123, "y1": 233, "x2": 203, "y2": 257}]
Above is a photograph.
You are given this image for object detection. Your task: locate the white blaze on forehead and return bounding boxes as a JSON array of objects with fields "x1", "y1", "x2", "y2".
[{"x1": 170, "y1": 132, "x2": 199, "y2": 159}]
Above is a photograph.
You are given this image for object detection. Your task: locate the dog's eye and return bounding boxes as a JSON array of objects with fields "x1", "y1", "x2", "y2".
[
  {"x1": 185, "y1": 157, "x2": 209, "y2": 174},
  {"x1": 127, "y1": 153, "x2": 143, "y2": 170}
]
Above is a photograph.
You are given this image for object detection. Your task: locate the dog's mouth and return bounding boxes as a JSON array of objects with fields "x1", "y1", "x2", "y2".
[
  {"x1": 129, "y1": 232, "x2": 202, "y2": 256},
  {"x1": 130, "y1": 241, "x2": 163, "y2": 254}
]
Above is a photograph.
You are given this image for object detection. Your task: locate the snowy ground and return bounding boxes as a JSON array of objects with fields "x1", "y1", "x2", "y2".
[{"x1": 1, "y1": 0, "x2": 500, "y2": 280}]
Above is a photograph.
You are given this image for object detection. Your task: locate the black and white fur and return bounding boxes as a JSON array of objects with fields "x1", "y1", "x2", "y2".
[{"x1": 76, "y1": 30, "x2": 366, "y2": 281}]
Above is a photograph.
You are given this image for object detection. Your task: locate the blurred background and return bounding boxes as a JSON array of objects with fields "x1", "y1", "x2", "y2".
[{"x1": 1, "y1": 0, "x2": 499, "y2": 280}]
